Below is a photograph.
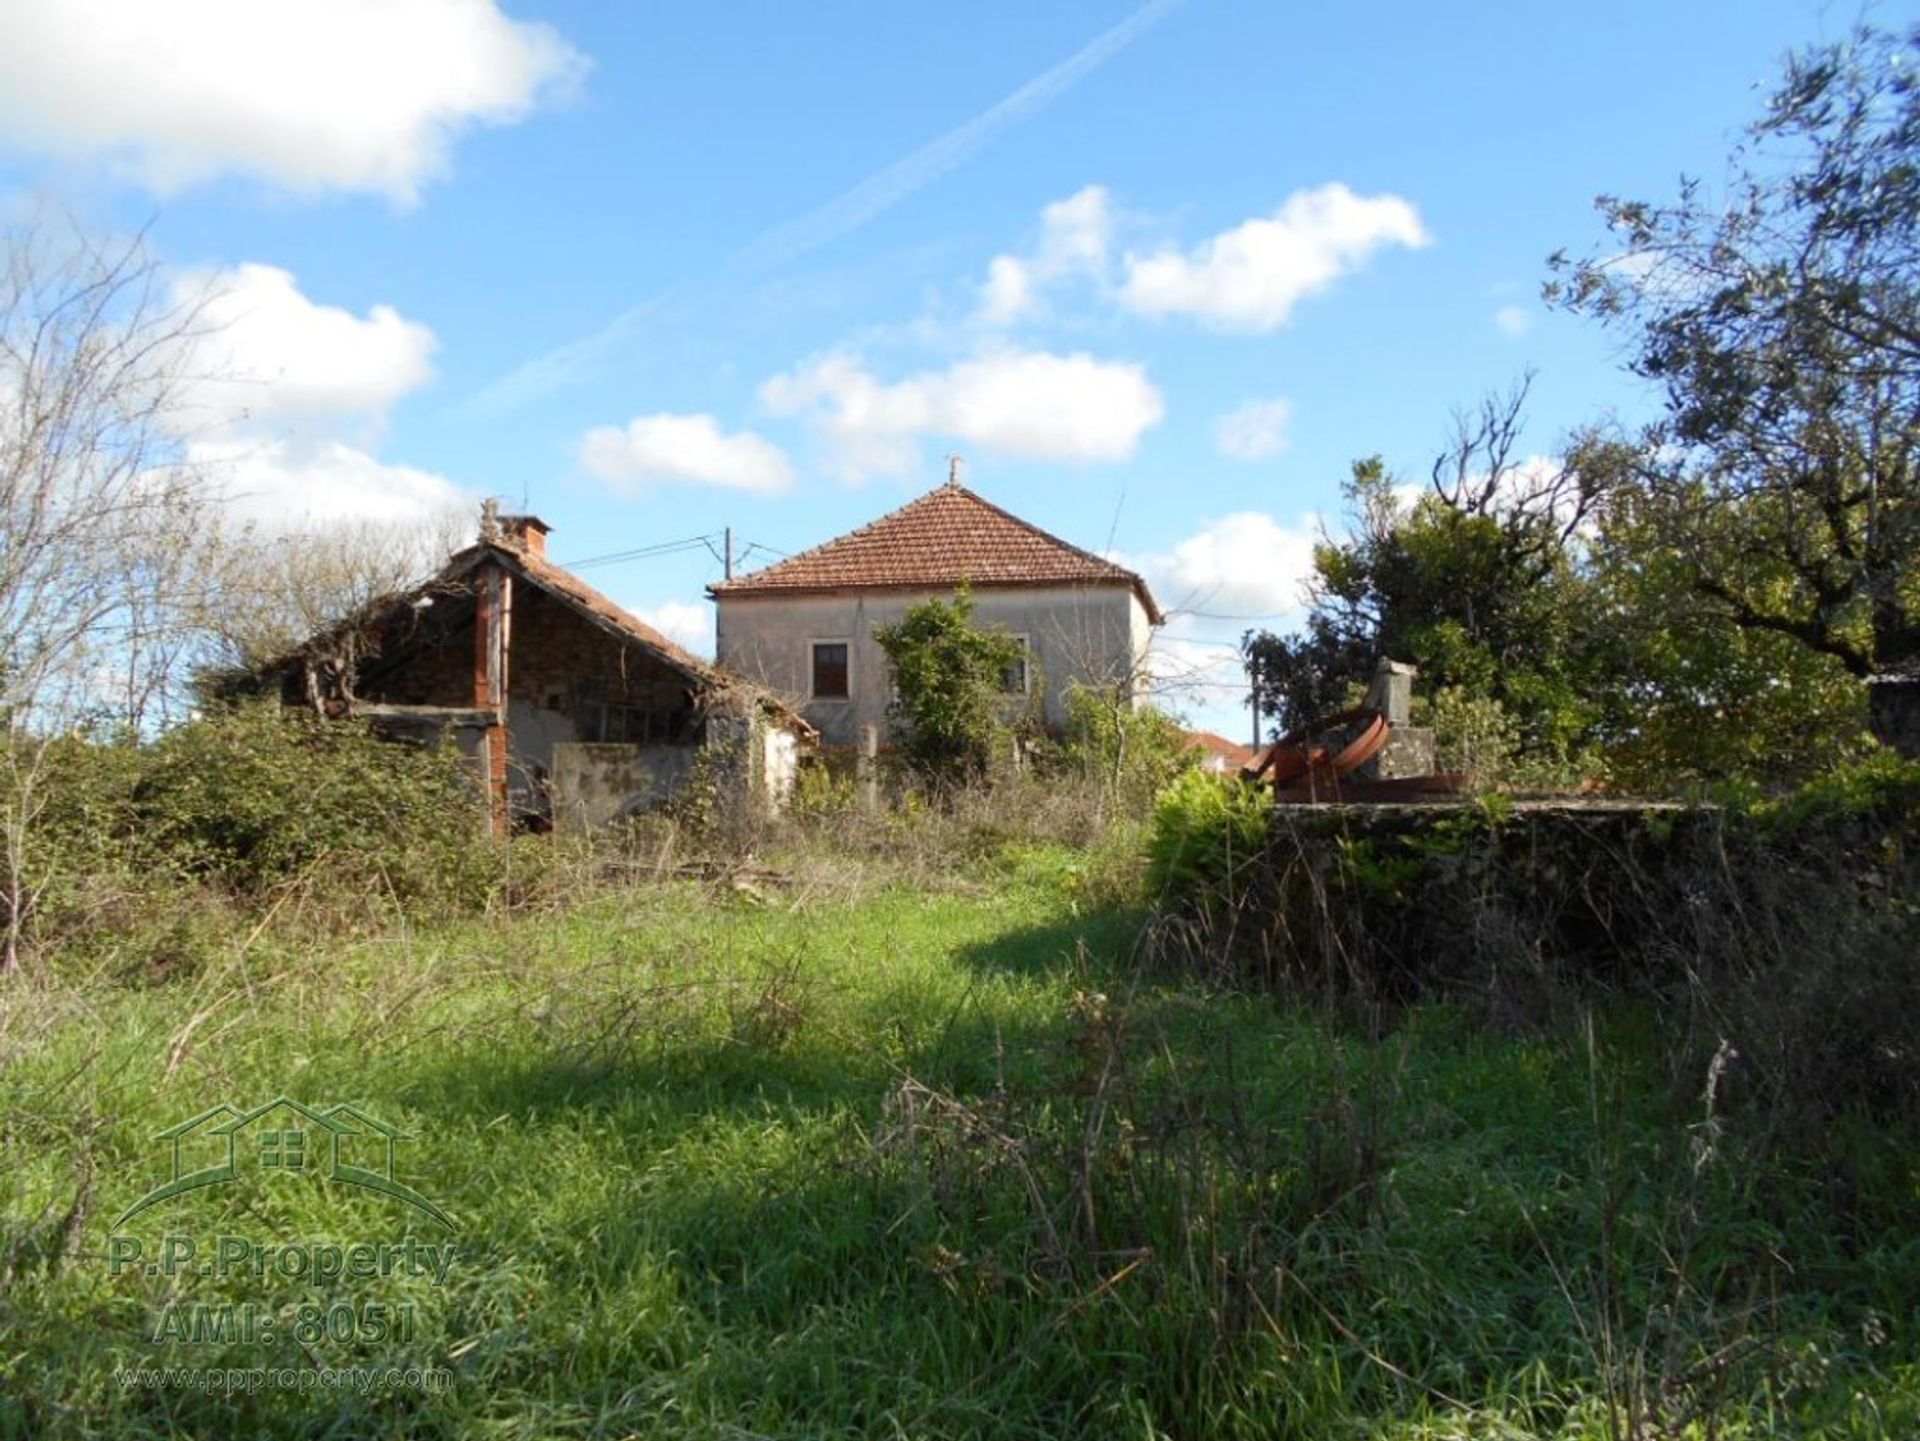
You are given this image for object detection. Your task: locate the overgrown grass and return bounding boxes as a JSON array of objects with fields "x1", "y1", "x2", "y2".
[{"x1": 1, "y1": 848, "x2": 1913, "y2": 1439}]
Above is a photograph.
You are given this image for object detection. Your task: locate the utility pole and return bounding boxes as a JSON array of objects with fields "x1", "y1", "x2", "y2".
[{"x1": 723, "y1": 526, "x2": 733, "y2": 580}]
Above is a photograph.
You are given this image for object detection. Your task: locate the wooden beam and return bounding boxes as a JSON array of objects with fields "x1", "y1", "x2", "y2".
[
  {"x1": 353, "y1": 704, "x2": 499, "y2": 726},
  {"x1": 473, "y1": 563, "x2": 512, "y2": 836}
]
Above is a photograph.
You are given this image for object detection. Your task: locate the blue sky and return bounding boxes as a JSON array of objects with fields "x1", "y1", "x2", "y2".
[{"x1": 0, "y1": 0, "x2": 1879, "y2": 734}]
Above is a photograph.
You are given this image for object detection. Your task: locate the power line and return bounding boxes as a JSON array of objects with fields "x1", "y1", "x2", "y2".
[
  {"x1": 733, "y1": 541, "x2": 791, "y2": 567},
  {"x1": 557, "y1": 533, "x2": 720, "y2": 571}
]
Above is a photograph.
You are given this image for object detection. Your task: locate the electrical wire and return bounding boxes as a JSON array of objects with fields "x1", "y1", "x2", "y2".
[{"x1": 557, "y1": 533, "x2": 720, "y2": 571}]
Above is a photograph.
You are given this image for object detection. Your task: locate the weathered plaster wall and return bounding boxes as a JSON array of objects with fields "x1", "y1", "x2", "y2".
[
  {"x1": 763, "y1": 725, "x2": 799, "y2": 811},
  {"x1": 550, "y1": 742, "x2": 701, "y2": 831},
  {"x1": 715, "y1": 584, "x2": 1152, "y2": 747}
]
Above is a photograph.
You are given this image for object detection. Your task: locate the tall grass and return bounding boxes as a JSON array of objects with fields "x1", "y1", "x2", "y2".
[{"x1": 1, "y1": 847, "x2": 1913, "y2": 1438}]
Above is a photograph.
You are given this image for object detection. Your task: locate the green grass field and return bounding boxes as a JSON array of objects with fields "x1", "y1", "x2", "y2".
[{"x1": 2, "y1": 850, "x2": 1914, "y2": 1438}]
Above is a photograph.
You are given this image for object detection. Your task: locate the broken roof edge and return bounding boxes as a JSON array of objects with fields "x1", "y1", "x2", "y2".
[
  {"x1": 241, "y1": 538, "x2": 815, "y2": 741},
  {"x1": 475, "y1": 542, "x2": 818, "y2": 739}
]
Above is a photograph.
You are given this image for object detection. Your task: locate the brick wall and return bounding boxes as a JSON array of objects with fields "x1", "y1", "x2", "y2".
[{"x1": 358, "y1": 579, "x2": 698, "y2": 726}]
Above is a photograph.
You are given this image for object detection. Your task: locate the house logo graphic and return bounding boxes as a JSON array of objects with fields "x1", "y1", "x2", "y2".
[{"x1": 115, "y1": 1097, "x2": 454, "y2": 1230}]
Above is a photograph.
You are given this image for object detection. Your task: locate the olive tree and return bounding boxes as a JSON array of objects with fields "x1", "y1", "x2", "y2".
[{"x1": 1552, "y1": 24, "x2": 1920, "y2": 755}]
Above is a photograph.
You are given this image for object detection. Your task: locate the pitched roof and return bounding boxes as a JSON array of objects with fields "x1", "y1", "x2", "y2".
[
  {"x1": 1183, "y1": 730, "x2": 1256, "y2": 767},
  {"x1": 470, "y1": 541, "x2": 718, "y2": 683},
  {"x1": 252, "y1": 533, "x2": 812, "y2": 736},
  {"x1": 453, "y1": 541, "x2": 813, "y2": 732},
  {"x1": 708, "y1": 482, "x2": 1163, "y2": 623}
]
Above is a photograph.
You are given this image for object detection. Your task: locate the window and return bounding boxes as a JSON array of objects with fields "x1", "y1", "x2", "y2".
[
  {"x1": 999, "y1": 636, "x2": 1031, "y2": 696},
  {"x1": 811, "y1": 641, "x2": 850, "y2": 699},
  {"x1": 260, "y1": 1129, "x2": 305, "y2": 1169},
  {"x1": 574, "y1": 680, "x2": 696, "y2": 744}
]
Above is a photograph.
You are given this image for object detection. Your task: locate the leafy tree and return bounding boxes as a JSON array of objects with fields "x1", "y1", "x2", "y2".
[
  {"x1": 1243, "y1": 384, "x2": 1613, "y2": 775},
  {"x1": 1242, "y1": 377, "x2": 1873, "y2": 790},
  {"x1": 1581, "y1": 485, "x2": 1870, "y2": 787},
  {"x1": 872, "y1": 586, "x2": 1026, "y2": 788},
  {"x1": 1551, "y1": 23, "x2": 1920, "y2": 755}
]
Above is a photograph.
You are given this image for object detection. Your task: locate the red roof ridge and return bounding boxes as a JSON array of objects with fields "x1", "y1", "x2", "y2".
[
  {"x1": 952, "y1": 483, "x2": 1147, "y2": 580},
  {"x1": 708, "y1": 481, "x2": 1162, "y2": 623}
]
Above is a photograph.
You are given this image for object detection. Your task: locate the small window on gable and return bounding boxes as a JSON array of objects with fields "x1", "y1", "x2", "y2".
[
  {"x1": 999, "y1": 637, "x2": 1031, "y2": 696},
  {"x1": 811, "y1": 642, "x2": 850, "y2": 699}
]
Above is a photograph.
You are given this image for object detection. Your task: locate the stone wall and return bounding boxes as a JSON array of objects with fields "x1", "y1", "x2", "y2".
[{"x1": 1161, "y1": 800, "x2": 1727, "y2": 1003}]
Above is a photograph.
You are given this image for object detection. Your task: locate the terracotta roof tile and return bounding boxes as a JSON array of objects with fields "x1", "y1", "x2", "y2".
[
  {"x1": 496, "y1": 543, "x2": 718, "y2": 681},
  {"x1": 1183, "y1": 730, "x2": 1256, "y2": 767},
  {"x1": 456, "y1": 542, "x2": 812, "y2": 734},
  {"x1": 708, "y1": 482, "x2": 1162, "y2": 623}
]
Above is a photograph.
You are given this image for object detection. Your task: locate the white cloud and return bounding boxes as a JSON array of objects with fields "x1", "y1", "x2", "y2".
[
  {"x1": 170, "y1": 264, "x2": 437, "y2": 437},
  {"x1": 194, "y1": 437, "x2": 468, "y2": 534},
  {"x1": 159, "y1": 263, "x2": 466, "y2": 534},
  {"x1": 628, "y1": 600, "x2": 713, "y2": 658},
  {"x1": 578, "y1": 413, "x2": 795, "y2": 496},
  {"x1": 1212, "y1": 397, "x2": 1293, "y2": 461},
  {"x1": 1124, "y1": 511, "x2": 1324, "y2": 724},
  {"x1": 1127, "y1": 511, "x2": 1319, "y2": 619},
  {"x1": 1493, "y1": 304, "x2": 1535, "y2": 338},
  {"x1": 761, "y1": 348, "x2": 1163, "y2": 481},
  {"x1": 978, "y1": 257, "x2": 1035, "y2": 329},
  {"x1": 0, "y1": 0, "x2": 585, "y2": 201},
  {"x1": 1119, "y1": 183, "x2": 1429, "y2": 331},
  {"x1": 976, "y1": 184, "x2": 1113, "y2": 325}
]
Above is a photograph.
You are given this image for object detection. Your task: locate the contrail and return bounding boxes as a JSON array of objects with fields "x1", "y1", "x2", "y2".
[{"x1": 461, "y1": 0, "x2": 1185, "y2": 417}]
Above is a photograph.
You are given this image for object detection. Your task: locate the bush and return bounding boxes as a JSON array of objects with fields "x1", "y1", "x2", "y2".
[
  {"x1": 1053, "y1": 684, "x2": 1197, "y2": 816},
  {"x1": 128, "y1": 703, "x2": 480, "y2": 895},
  {"x1": 1143, "y1": 770, "x2": 1270, "y2": 911},
  {"x1": 7, "y1": 702, "x2": 502, "y2": 969},
  {"x1": 1420, "y1": 686, "x2": 1596, "y2": 791},
  {"x1": 873, "y1": 586, "x2": 1028, "y2": 790}
]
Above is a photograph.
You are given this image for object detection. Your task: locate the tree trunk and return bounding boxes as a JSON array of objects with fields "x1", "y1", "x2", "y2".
[{"x1": 1867, "y1": 675, "x2": 1920, "y2": 758}]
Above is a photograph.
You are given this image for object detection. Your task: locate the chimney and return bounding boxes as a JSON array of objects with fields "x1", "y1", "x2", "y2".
[
  {"x1": 499, "y1": 514, "x2": 552, "y2": 556},
  {"x1": 499, "y1": 514, "x2": 551, "y2": 559}
]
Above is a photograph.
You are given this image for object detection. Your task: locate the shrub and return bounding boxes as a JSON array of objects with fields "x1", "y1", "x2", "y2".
[
  {"x1": 7, "y1": 702, "x2": 501, "y2": 969},
  {"x1": 873, "y1": 586, "x2": 1027, "y2": 790},
  {"x1": 791, "y1": 760, "x2": 859, "y2": 818},
  {"x1": 1143, "y1": 770, "x2": 1269, "y2": 911},
  {"x1": 1420, "y1": 686, "x2": 1595, "y2": 791},
  {"x1": 129, "y1": 702, "x2": 483, "y2": 899},
  {"x1": 1054, "y1": 684, "x2": 1197, "y2": 815}
]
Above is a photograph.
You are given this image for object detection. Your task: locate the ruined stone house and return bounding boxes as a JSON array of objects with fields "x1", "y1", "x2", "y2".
[{"x1": 252, "y1": 510, "x2": 813, "y2": 831}]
